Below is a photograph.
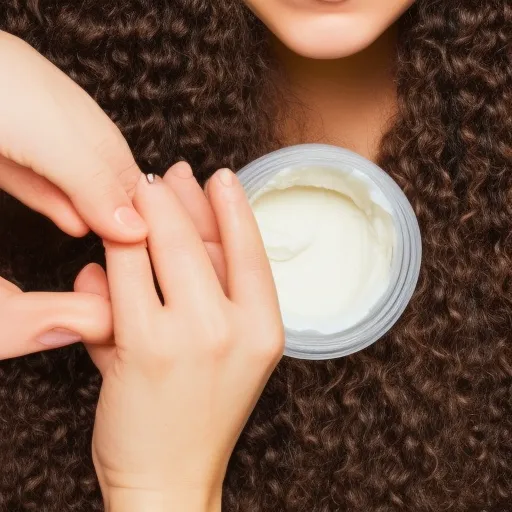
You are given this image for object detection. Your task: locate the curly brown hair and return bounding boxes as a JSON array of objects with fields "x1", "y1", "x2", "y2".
[{"x1": 0, "y1": 0, "x2": 511, "y2": 510}]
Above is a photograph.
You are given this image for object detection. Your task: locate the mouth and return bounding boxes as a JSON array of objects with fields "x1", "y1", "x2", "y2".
[{"x1": 287, "y1": 0, "x2": 350, "y2": 9}]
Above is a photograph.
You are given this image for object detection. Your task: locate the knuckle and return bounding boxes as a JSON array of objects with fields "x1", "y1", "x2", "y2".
[
  {"x1": 137, "y1": 352, "x2": 175, "y2": 378},
  {"x1": 113, "y1": 251, "x2": 148, "y2": 278},
  {"x1": 201, "y1": 316, "x2": 233, "y2": 359},
  {"x1": 78, "y1": 297, "x2": 112, "y2": 342},
  {"x1": 242, "y1": 250, "x2": 267, "y2": 275},
  {"x1": 142, "y1": 342, "x2": 175, "y2": 367},
  {"x1": 94, "y1": 129, "x2": 140, "y2": 197},
  {"x1": 93, "y1": 126, "x2": 126, "y2": 161},
  {"x1": 76, "y1": 164, "x2": 118, "y2": 200},
  {"x1": 80, "y1": 293, "x2": 110, "y2": 319},
  {"x1": 153, "y1": 233, "x2": 188, "y2": 253},
  {"x1": 131, "y1": 327, "x2": 176, "y2": 374},
  {"x1": 151, "y1": 238, "x2": 194, "y2": 264},
  {"x1": 119, "y1": 162, "x2": 141, "y2": 198},
  {"x1": 115, "y1": 153, "x2": 140, "y2": 196},
  {"x1": 252, "y1": 324, "x2": 285, "y2": 365},
  {"x1": 152, "y1": 234, "x2": 203, "y2": 259}
]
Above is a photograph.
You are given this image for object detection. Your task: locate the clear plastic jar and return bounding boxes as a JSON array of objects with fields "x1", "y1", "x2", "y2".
[{"x1": 236, "y1": 144, "x2": 422, "y2": 360}]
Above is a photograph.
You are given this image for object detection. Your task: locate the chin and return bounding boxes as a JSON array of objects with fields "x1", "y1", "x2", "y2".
[
  {"x1": 244, "y1": 0, "x2": 414, "y2": 60},
  {"x1": 273, "y1": 15, "x2": 383, "y2": 59}
]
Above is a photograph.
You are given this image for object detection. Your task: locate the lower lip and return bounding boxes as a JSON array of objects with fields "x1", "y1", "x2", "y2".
[{"x1": 287, "y1": 0, "x2": 350, "y2": 11}]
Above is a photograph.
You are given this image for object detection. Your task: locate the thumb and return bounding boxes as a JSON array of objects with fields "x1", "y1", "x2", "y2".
[
  {"x1": 0, "y1": 32, "x2": 147, "y2": 243},
  {"x1": 0, "y1": 155, "x2": 89, "y2": 237},
  {"x1": 35, "y1": 136, "x2": 148, "y2": 243},
  {"x1": 0, "y1": 285, "x2": 113, "y2": 360}
]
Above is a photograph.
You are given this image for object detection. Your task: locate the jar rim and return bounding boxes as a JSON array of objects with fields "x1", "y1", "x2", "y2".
[{"x1": 237, "y1": 144, "x2": 422, "y2": 360}]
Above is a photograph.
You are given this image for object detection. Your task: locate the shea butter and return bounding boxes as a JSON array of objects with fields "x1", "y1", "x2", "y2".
[{"x1": 251, "y1": 166, "x2": 395, "y2": 333}]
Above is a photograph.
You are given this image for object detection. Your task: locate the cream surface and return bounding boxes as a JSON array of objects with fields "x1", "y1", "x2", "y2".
[{"x1": 250, "y1": 166, "x2": 395, "y2": 334}]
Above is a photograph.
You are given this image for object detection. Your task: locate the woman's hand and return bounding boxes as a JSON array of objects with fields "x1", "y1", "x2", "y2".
[
  {"x1": 0, "y1": 30, "x2": 147, "y2": 239},
  {"x1": 77, "y1": 168, "x2": 284, "y2": 512},
  {"x1": 0, "y1": 277, "x2": 114, "y2": 360},
  {"x1": 0, "y1": 30, "x2": 149, "y2": 358}
]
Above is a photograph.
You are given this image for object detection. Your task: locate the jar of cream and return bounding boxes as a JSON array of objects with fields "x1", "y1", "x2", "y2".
[{"x1": 236, "y1": 144, "x2": 421, "y2": 360}]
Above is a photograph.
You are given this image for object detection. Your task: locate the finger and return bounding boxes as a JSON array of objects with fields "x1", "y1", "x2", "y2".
[
  {"x1": 207, "y1": 168, "x2": 279, "y2": 311},
  {"x1": 0, "y1": 155, "x2": 89, "y2": 237},
  {"x1": 0, "y1": 36, "x2": 147, "y2": 243},
  {"x1": 103, "y1": 240, "x2": 161, "y2": 341},
  {"x1": 28, "y1": 118, "x2": 148, "y2": 243},
  {"x1": 163, "y1": 162, "x2": 227, "y2": 292},
  {"x1": 75, "y1": 263, "x2": 110, "y2": 299},
  {"x1": 75, "y1": 263, "x2": 115, "y2": 375},
  {"x1": 133, "y1": 174, "x2": 221, "y2": 305},
  {"x1": 163, "y1": 162, "x2": 221, "y2": 242},
  {"x1": 0, "y1": 291, "x2": 112, "y2": 360}
]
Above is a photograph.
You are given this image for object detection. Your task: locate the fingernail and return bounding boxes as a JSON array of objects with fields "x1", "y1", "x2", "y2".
[
  {"x1": 114, "y1": 206, "x2": 147, "y2": 231},
  {"x1": 217, "y1": 168, "x2": 234, "y2": 187},
  {"x1": 169, "y1": 162, "x2": 193, "y2": 179},
  {"x1": 36, "y1": 328, "x2": 82, "y2": 346}
]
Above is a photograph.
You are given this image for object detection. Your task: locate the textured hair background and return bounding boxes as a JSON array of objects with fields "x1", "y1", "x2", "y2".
[{"x1": 0, "y1": 0, "x2": 511, "y2": 510}]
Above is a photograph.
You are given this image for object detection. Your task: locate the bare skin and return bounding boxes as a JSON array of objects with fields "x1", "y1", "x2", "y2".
[
  {"x1": 274, "y1": 24, "x2": 399, "y2": 161},
  {"x1": 79, "y1": 22, "x2": 400, "y2": 501},
  {"x1": 2, "y1": 0, "x2": 415, "y2": 509}
]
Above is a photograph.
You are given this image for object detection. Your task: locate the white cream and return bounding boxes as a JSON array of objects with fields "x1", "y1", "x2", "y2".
[{"x1": 250, "y1": 166, "x2": 395, "y2": 334}]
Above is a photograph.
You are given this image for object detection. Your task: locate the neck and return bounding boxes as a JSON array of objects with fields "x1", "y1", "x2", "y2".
[{"x1": 273, "y1": 25, "x2": 399, "y2": 162}]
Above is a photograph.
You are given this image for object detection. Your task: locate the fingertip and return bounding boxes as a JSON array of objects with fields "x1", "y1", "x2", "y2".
[
  {"x1": 208, "y1": 168, "x2": 241, "y2": 203},
  {"x1": 163, "y1": 161, "x2": 193, "y2": 181},
  {"x1": 132, "y1": 170, "x2": 162, "y2": 208},
  {"x1": 47, "y1": 204, "x2": 90, "y2": 237},
  {"x1": 81, "y1": 206, "x2": 148, "y2": 244},
  {"x1": 60, "y1": 216, "x2": 90, "y2": 238},
  {"x1": 74, "y1": 263, "x2": 110, "y2": 299},
  {"x1": 112, "y1": 205, "x2": 148, "y2": 240},
  {"x1": 215, "y1": 167, "x2": 236, "y2": 187},
  {"x1": 14, "y1": 291, "x2": 114, "y2": 348}
]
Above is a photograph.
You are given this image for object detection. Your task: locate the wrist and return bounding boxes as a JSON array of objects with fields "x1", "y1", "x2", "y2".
[{"x1": 105, "y1": 487, "x2": 222, "y2": 512}]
